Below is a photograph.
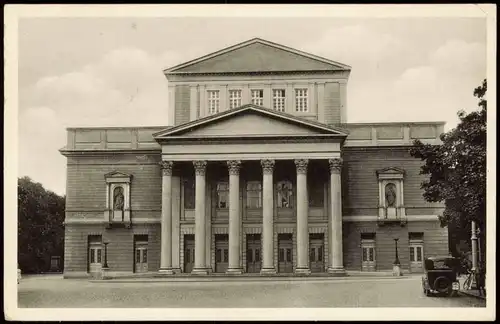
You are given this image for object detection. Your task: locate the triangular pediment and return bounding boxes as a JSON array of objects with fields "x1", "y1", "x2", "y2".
[
  {"x1": 104, "y1": 171, "x2": 132, "y2": 179},
  {"x1": 154, "y1": 104, "x2": 348, "y2": 139},
  {"x1": 376, "y1": 167, "x2": 405, "y2": 179},
  {"x1": 164, "y1": 38, "x2": 350, "y2": 74}
]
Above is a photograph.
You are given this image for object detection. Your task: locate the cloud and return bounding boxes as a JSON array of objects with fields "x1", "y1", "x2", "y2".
[{"x1": 18, "y1": 47, "x2": 180, "y2": 194}]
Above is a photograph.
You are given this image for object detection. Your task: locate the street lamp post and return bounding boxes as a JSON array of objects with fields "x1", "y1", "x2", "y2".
[
  {"x1": 101, "y1": 241, "x2": 110, "y2": 280},
  {"x1": 393, "y1": 238, "x2": 402, "y2": 276},
  {"x1": 103, "y1": 242, "x2": 109, "y2": 269}
]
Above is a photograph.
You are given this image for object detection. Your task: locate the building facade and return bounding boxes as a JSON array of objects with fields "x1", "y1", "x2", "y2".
[{"x1": 60, "y1": 38, "x2": 449, "y2": 278}]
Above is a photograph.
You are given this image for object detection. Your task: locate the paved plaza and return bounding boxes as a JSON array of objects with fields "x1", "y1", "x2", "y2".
[{"x1": 17, "y1": 274, "x2": 486, "y2": 308}]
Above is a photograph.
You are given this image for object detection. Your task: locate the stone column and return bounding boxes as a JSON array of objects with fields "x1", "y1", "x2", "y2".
[
  {"x1": 260, "y1": 159, "x2": 276, "y2": 274},
  {"x1": 295, "y1": 159, "x2": 311, "y2": 275},
  {"x1": 327, "y1": 158, "x2": 346, "y2": 275},
  {"x1": 192, "y1": 160, "x2": 209, "y2": 275},
  {"x1": 226, "y1": 160, "x2": 243, "y2": 274},
  {"x1": 159, "y1": 161, "x2": 174, "y2": 274}
]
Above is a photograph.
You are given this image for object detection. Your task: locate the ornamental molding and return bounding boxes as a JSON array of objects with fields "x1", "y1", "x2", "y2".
[
  {"x1": 193, "y1": 160, "x2": 207, "y2": 176},
  {"x1": 159, "y1": 161, "x2": 173, "y2": 176},
  {"x1": 260, "y1": 159, "x2": 275, "y2": 174},
  {"x1": 294, "y1": 159, "x2": 309, "y2": 174},
  {"x1": 227, "y1": 160, "x2": 242, "y2": 175},
  {"x1": 328, "y1": 158, "x2": 343, "y2": 174}
]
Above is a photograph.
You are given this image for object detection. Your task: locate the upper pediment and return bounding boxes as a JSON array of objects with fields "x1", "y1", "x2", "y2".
[
  {"x1": 164, "y1": 38, "x2": 351, "y2": 75},
  {"x1": 376, "y1": 167, "x2": 405, "y2": 179},
  {"x1": 104, "y1": 171, "x2": 133, "y2": 183},
  {"x1": 154, "y1": 104, "x2": 348, "y2": 139}
]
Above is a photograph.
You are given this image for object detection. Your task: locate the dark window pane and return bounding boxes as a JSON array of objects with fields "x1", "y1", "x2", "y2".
[
  {"x1": 286, "y1": 248, "x2": 292, "y2": 262},
  {"x1": 136, "y1": 249, "x2": 141, "y2": 263},
  {"x1": 143, "y1": 249, "x2": 148, "y2": 263},
  {"x1": 279, "y1": 249, "x2": 284, "y2": 262},
  {"x1": 310, "y1": 248, "x2": 315, "y2": 262},
  {"x1": 184, "y1": 180, "x2": 195, "y2": 209},
  {"x1": 417, "y1": 247, "x2": 422, "y2": 261},
  {"x1": 318, "y1": 247, "x2": 323, "y2": 261},
  {"x1": 369, "y1": 248, "x2": 374, "y2": 262},
  {"x1": 97, "y1": 249, "x2": 102, "y2": 263},
  {"x1": 90, "y1": 249, "x2": 95, "y2": 263},
  {"x1": 216, "y1": 249, "x2": 221, "y2": 262},
  {"x1": 223, "y1": 249, "x2": 229, "y2": 263},
  {"x1": 410, "y1": 247, "x2": 415, "y2": 262},
  {"x1": 362, "y1": 248, "x2": 367, "y2": 262},
  {"x1": 185, "y1": 249, "x2": 190, "y2": 263},
  {"x1": 191, "y1": 249, "x2": 195, "y2": 263},
  {"x1": 247, "y1": 249, "x2": 253, "y2": 262},
  {"x1": 255, "y1": 249, "x2": 260, "y2": 262}
]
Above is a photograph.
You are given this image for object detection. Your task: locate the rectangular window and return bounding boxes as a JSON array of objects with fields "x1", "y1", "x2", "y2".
[
  {"x1": 246, "y1": 181, "x2": 262, "y2": 208},
  {"x1": 207, "y1": 90, "x2": 220, "y2": 115},
  {"x1": 97, "y1": 249, "x2": 102, "y2": 263},
  {"x1": 251, "y1": 89, "x2": 264, "y2": 106},
  {"x1": 143, "y1": 249, "x2": 148, "y2": 263},
  {"x1": 255, "y1": 249, "x2": 260, "y2": 262},
  {"x1": 136, "y1": 249, "x2": 141, "y2": 263},
  {"x1": 318, "y1": 246, "x2": 323, "y2": 262},
  {"x1": 295, "y1": 88, "x2": 308, "y2": 112},
  {"x1": 286, "y1": 248, "x2": 292, "y2": 262},
  {"x1": 217, "y1": 182, "x2": 229, "y2": 209},
  {"x1": 223, "y1": 249, "x2": 229, "y2": 263},
  {"x1": 90, "y1": 249, "x2": 95, "y2": 263},
  {"x1": 183, "y1": 178, "x2": 195, "y2": 209},
  {"x1": 362, "y1": 247, "x2": 375, "y2": 262},
  {"x1": 308, "y1": 181, "x2": 324, "y2": 208},
  {"x1": 361, "y1": 234, "x2": 376, "y2": 264},
  {"x1": 272, "y1": 89, "x2": 286, "y2": 112},
  {"x1": 279, "y1": 249, "x2": 284, "y2": 262},
  {"x1": 247, "y1": 250, "x2": 253, "y2": 262},
  {"x1": 216, "y1": 249, "x2": 222, "y2": 263},
  {"x1": 310, "y1": 248, "x2": 315, "y2": 262},
  {"x1": 229, "y1": 90, "x2": 242, "y2": 109},
  {"x1": 409, "y1": 232, "x2": 424, "y2": 262}
]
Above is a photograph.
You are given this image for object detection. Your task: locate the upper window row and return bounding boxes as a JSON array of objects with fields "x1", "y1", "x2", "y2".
[{"x1": 206, "y1": 88, "x2": 309, "y2": 114}]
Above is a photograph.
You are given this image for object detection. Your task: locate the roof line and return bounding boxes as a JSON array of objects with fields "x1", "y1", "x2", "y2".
[
  {"x1": 153, "y1": 104, "x2": 349, "y2": 138},
  {"x1": 163, "y1": 37, "x2": 351, "y2": 74}
]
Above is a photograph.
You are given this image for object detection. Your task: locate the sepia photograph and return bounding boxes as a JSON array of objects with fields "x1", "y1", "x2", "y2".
[{"x1": 4, "y1": 4, "x2": 496, "y2": 321}]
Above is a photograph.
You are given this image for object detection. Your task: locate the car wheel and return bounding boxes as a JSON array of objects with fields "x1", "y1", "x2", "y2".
[
  {"x1": 424, "y1": 288, "x2": 432, "y2": 297},
  {"x1": 434, "y1": 276, "x2": 452, "y2": 296}
]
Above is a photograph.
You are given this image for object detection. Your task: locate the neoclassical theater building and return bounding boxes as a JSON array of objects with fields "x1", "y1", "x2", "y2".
[{"x1": 60, "y1": 38, "x2": 449, "y2": 278}]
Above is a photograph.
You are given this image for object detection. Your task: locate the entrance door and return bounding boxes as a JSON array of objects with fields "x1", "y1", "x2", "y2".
[
  {"x1": 278, "y1": 233, "x2": 293, "y2": 273},
  {"x1": 184, "y1": 234, "x2": 195, "y2": 273},
  {"x1": 309, "y1": 233, "x2": 325, "y2": 273},
  {"x1": 88, "y1": 243, "x2": 102, "y2": 274},
  {"x1": 215, "y1": 234, "x2": 229, "y2": 273},
  {"x1": 246, "y1": 234, "x2": 261, "y2": 273},
  {"x1": 134, "y1": 242, "x2": 148, "y2": 273}
]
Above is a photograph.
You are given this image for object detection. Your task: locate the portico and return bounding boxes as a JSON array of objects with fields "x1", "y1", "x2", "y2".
[{"x1": 154, "y1": 104, "x2": 348, "y2": 275}]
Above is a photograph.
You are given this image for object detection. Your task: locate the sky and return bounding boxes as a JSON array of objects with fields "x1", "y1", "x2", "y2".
[{"x1": 16, "y1": 14, "x2": 487, "y2": 196}]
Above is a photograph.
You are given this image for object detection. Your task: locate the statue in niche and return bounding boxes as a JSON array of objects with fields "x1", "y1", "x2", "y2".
[
  {"x1": 113, "y1": 186, "x2": 124, "y2": 211},
  {"x1": 385, "y1": 183, "x2": 397, "y2": 208}
]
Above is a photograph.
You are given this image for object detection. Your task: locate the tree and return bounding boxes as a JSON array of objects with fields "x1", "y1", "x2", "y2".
[
  {"x1": 409, "y1": 79, "x2": 487, "y2": 264},
  {"x1": 18, "y1": 176, "x2": 66, "y2": 274}
]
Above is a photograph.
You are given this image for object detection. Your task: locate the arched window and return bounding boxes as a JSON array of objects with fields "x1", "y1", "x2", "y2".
[
  {"x1": 246, "y1": 181, "x2": 262, "y2": 208},
  {"x1": 277, "y1": 180, "x2": 293, "y2": 208},
  {"x1": 217, "y1": 182, "x2": 229, "y2": 209}
]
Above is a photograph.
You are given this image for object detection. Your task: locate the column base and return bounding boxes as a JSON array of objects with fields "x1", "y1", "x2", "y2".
[
  {"x1": 327, "y1": 267, "x2": 347, "y2": 276},
  {"x1": 171, "y1": 267, "x2": 182, "y2": 274},
  {"x1": 294, "y1": 267, "x2": 311, "y2": 276},
  {"x1": 158, "y1": 268, "x2": 175, "y2": 275},
  {"x1": 225, "y1": 268, "x2": 244, "y2": 275},
  {"x1": 191, "y1": 268, "x2": 210, "y2": 275},
  {"x1": 260, "y1": 268, "x2": 277, "y2": 275}
]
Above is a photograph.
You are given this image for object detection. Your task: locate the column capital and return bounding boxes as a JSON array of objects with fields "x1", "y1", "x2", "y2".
[
  {"x1": 160, "y1": 161, "x2": 174, "y2": 176},
  {"x1": 329, "y1": 158, "x2": 343, "y2": 174},
  {"x1": 193, "y1": 160, "x2": 207, "y2": 176},
  {"x1": 261, "y1": 159, "x2": 275, "y2": 174},
  {"x1": 227, "y1": 160, "x2": 242, "y2": 175},
  {"x1": 294, "y1": 159, "x2": 309, "y2": 174}
]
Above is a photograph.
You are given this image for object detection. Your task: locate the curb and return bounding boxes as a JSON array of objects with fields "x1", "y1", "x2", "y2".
[
  {"x1": 459, "y1": 290, "x2": 486, "y2": 300},
  {"x1": 88, "y1": 275, "x2": 415, "y2": 284}
]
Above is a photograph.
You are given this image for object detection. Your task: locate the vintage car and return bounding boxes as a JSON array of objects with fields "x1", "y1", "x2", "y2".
[{"x1": 422, "y1": 256, "x2": 460, "y2": 297}]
